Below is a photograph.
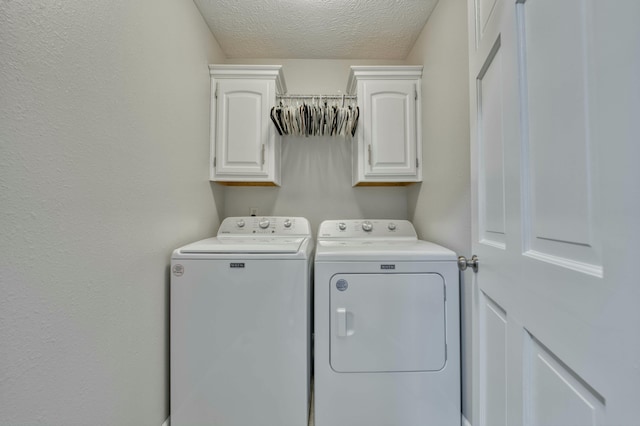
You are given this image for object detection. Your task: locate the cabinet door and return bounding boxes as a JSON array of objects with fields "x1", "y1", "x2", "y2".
[
  {"x1": 362, "y1": 80, "x2": 419, "y2": 180},
  {"x1": 213, "y1": 79, "x2": 275, "y2": 181}
]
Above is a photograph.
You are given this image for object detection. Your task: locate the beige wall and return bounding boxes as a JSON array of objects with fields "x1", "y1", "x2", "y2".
[
  {"x1": 0, "y1": 0, "x2": 474, "y2": 422},
  {"x1": 0, "y1": 0, "x2": 225, "y2": 424},
  {"x1": 406, "y1": 0, "x2": 473, "y2": 421}
]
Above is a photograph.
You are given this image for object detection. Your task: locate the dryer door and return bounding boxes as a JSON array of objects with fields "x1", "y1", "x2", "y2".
[{"x1": 330, "y1": 273, "x2": 446, "y2": 373}]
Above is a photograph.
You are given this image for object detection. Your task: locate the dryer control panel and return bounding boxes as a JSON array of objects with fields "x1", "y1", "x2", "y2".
[
  {"x1": 218, "y1": 216, "x2": 312, "y2": 236},
  {"x1": 318, "y1": 220, "x2": 417, "y2": 239}
]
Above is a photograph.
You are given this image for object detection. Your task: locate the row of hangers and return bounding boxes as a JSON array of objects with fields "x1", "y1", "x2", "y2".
[{"x1": 270, "y1": 95, "x2": 359, "y2": 137}]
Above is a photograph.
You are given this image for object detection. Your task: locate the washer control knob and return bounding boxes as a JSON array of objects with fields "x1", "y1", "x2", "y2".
[
  {"x1": 338, "y1": 222, "x2": 347, "y2": 231},
  {"x1": 259, "y1": 218, "x2": 270, "y2": 229},
  {"x1": 388, "y1": 222, "x2": 397, "y2": 231},
  {"x1": 236, "y1": 219, "x2": 245, "y2": 228},
  {"x1": 362, "y1": 221, "x2": 373, "y2": 232},
  {"x1": 283, "y1": 219, "x2": 292, "y2": 228}
]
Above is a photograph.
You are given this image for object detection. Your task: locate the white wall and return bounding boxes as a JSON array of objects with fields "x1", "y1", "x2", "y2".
[
  {"x1": 221, "y1": 59, "x2": 409, "y2": 234},
  {"x1": 405, "y1": 0, "x2": 473, "y2": 422},
  {"x1": 0, "y1": 0, "x2": 225, "y2": 424}
]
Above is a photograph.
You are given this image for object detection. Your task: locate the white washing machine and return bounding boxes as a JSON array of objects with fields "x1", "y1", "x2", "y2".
[
  {"x1": 171, "y1": 216, "x2": 313, "y2": 426},
  {"x1": 314, "y1": 219, "x2": 460, "y2": 426}
]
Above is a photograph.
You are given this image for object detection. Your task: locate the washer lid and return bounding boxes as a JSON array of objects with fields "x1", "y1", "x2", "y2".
[{"x1": 178, "y1": 237, "x2": 306, "y2": 254}]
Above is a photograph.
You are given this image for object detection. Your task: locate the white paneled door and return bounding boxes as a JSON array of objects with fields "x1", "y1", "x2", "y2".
[{"x1": 468, "y1": 0, "x2": 640, "y2": 425}]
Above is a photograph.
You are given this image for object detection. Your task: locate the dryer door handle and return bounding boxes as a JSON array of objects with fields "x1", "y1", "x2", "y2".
[{"x1": 336, "y1": 308, "x2": 347, "y2": 337}]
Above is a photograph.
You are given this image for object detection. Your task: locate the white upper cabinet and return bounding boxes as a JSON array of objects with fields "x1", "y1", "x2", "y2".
[
  {"x1": 209, "y1": 65, "x2": 286, "y2": 185},
  {"x1": 347, "y1": 66, "x2": 423, "y2": 186}
]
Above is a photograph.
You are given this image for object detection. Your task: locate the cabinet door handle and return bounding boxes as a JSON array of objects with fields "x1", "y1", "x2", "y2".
[
  {"x1": 368, "y1": 144, "x2": 372, "y2": 166},
  {"x1": 261, "y1": 144, "x2": 265, "y2": 165}
]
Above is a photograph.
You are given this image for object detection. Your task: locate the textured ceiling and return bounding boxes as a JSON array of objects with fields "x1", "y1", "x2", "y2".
[{"x1": 193, "y1": 0, "x2": 439, "y2": 59}]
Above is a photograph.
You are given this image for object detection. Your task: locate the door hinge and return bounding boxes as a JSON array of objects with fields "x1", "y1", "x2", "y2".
[
  {"x1": 416, "y1": 158, "x2": 419, "y2": 168},
  {"x1": 214, "y1": 82, "x2": 218, "y2": 99},
  {"x1": 368, "y1": 144, "x2": 372, "y2": 166},
  {"x1": 213, "y1": 157, "x2": 216, "y2": 168},
  {"x1": 261, "y1": 144, "x2": 265, "y2": 165},
  {"x1": 415, "y1": 89, "x2": 418, "y2": 100}
]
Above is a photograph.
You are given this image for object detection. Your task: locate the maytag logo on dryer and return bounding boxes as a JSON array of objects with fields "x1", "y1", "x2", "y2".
[
  {"x1": 230, "y1": 263, "x2": 245, "y2": 268},
  {"x1": 381, "y1": 264, "x2": 396, "y2": 270}
]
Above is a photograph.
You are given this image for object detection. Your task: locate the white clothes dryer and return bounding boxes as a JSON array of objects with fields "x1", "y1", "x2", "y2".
[
  {"x1": 171, "y1": 216, "x2": 313, "y2": 426},
  {"x1": 314, "y1": 219, "x2": 460, "y2": 426}
]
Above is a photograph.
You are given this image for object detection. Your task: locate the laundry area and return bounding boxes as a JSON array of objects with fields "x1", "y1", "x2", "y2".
[{"x1": 2, "y1": 0, "x2": 639, "y2": 425}]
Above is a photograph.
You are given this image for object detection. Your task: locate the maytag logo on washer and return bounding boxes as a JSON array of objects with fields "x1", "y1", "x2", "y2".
[
  {"x1": 230, "y1": 263, "x2": 245, "y2": 268},
  {"x1": 172, "y1": 264, "x2": 184, "y2": 277},
  {"x1": 336, "y1": 279, "x2": 348, "y2": 291},
  {"x1": 381, "y1": 264, "x2": 396, "y2": 270}
]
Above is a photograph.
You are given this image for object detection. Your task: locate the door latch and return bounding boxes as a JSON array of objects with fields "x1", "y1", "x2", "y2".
[{"x1": 458, "y1": 255, "x2": 479, "y2": 272}]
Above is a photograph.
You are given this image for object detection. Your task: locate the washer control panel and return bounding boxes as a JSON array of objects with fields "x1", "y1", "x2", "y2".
[
  {"x1": 318, "y1": 220, "x2": 417, "y2": 239},
  {"x1": 218, "y1": 216, "x2": 311, "y2": 236}
]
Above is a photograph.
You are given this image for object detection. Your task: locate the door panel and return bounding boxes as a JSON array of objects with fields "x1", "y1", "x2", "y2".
[
  {"x1": 479, "y1": 293, "x2": 507, "y2": 426},
  {"x1": 372, "y1": 95, "x2": 408, "y2": 165},
  {"x1": 524, "y1": 333, "x2": 604, "y2": 426},
  {"x1": 477, "y1": 38, "x2": 507, "y2": 248},
  {"x1": 477, "y1": 0, "x2": 499, "y2": 44},
  {"x1": 226, "y1": 94, "x2": 261, "y2": 163},
  {"x1": 519, "y1": 0, "x2": 601, "y2": 273},
  {"x1": 468, "y1": 0, "x2": 640, "y2": 425}
]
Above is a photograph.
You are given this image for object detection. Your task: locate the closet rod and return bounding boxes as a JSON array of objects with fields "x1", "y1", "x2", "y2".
[{"x1": 276, "y1": 94, "x2": 357, "y2": 100}]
